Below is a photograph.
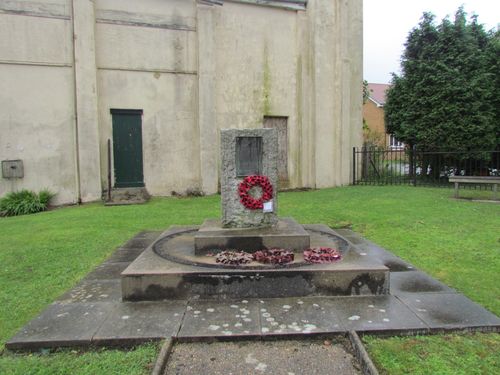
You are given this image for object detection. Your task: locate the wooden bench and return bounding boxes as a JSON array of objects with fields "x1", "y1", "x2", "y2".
[{"x1": 448, "y1": 176, "x2": 500, "y2": 200}]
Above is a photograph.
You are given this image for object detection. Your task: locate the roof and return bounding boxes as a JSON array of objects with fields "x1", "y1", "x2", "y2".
[{"x1": 367, "y1": 83, "x2": 390, "y2": 106}]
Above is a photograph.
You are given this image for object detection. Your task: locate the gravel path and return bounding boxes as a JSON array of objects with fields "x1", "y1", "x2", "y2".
[{"x1": 164, "y1": 338, "x2": 361, "y2": 375}]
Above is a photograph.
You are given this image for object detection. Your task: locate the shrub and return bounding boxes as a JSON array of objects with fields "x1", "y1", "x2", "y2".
[
  {"x1": 38, "y1": 189, "x2": 55, "y2": 206},
  {"x1": 0, "y1": 189, "x2": 55, "y2": 217}
]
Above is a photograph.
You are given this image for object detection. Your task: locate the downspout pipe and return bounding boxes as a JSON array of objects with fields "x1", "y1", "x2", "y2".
[{"x1": 70, "y1": 0, "x2": 82, "y2": 204}]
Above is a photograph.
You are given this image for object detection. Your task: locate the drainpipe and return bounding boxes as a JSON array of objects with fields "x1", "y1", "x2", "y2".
[{"x1": 70, "y1": 0, "x2": 82, "y2": 204}]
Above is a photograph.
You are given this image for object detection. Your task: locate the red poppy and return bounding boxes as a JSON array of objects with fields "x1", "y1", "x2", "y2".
[{"x1": 254, "y1": 248, "x2": 294, "y2": 265}]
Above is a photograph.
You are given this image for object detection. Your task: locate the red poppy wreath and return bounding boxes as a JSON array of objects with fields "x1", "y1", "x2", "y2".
[{"x1": 238, "y1": 175, "x2": 273, "y2": 210}]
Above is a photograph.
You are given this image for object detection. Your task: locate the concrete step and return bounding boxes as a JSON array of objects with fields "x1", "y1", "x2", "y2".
[
  {"x1": 121, "y1": 225, "x2": 390, "y2": 301},
  {"x1": 104, "y1": 187, "x2": 150, "y2": 205}
]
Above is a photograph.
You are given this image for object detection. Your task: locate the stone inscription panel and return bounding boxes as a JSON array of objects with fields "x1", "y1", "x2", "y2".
[{"x1": 236, "y1": 137, "x2": 262, "y2": 176}]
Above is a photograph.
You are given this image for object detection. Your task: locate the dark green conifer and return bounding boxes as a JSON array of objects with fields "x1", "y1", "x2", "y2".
[{"x1": 385, "y1": 8, "x2": 499, "y2": 156}]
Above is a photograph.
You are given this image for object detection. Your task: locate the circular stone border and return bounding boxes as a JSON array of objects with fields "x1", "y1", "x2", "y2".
[{"x1": 152, "y1": 227, "x2": 350, "y2": 270}]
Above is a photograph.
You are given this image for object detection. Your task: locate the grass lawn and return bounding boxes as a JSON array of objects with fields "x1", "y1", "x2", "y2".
[
  {"x1": 0, "y1": 186, "x2": 499, "y2": 374},
  {"x1": 0, "y1": 344, "x2": 159, "y2": 375},
  {"x1": 364, "y1": 333, "x2": 500, "y2": 375}
]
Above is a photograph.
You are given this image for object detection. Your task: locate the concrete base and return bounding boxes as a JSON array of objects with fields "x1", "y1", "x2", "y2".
[
  {"x1": 104, "y1": 187, "x2": 150, "y2": 205},
  {"x1": 6, "y1": 229, "x2": 500, "y2": 351},
  {"x1": 194, "y1": 217, "x2": 310, "y2": 254},
  {"x1": 121, "y1": 224, "x2": 389, "y2": 301}
]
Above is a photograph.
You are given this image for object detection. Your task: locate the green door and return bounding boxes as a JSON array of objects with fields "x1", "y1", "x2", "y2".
[{"x1": 111, "y1": 109, "x2": 144, "y2": 188}]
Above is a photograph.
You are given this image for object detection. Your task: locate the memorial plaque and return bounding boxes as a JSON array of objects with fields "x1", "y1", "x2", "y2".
[{"x1": 236, "y1": 137, "x2": 262, "y2": 176}]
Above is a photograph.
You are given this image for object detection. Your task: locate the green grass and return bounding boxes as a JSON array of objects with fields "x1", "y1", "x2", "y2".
[
  {"x1": 0, "y1": 186, "x2": 499, "y2": 373},
  {"x1": 454, "y1": 187, "x2": 499, "y2": 201},
  {"x1": 0, "y1": 344, "x2": 159, "y2": 375},
  {"x1": 364, "y1": 333, "x2": 500, "y2": 375}
]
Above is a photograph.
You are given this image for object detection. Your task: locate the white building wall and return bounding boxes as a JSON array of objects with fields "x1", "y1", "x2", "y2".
[
  {"x1": 0, "y1": 0, "x2": 363, "y2": 204},
  {"x1": 73, "y1": 0, "x2": 102, "y2": 202},
  {"x1": 94, "y1": 0, "x2": 200, "y2": 196},
  {"x1": 0, "y1": 2, "x2": 77, "y2": 204},
  {"x1": 212, "y1": 2, "x2": 300, "y2": 189}
]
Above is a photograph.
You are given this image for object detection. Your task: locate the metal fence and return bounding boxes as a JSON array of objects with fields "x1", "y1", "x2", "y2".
[{"x1": 352, "y1": 146, "x2": 500, "y2": 189}]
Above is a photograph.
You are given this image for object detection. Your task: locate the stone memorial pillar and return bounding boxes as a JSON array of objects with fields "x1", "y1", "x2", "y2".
[
  {"x1": 194, "y1": 128, "x2": 309, "y2": 254},
  {"x1": 220, "y1": 128, "x2": 279, "y2": 228}
]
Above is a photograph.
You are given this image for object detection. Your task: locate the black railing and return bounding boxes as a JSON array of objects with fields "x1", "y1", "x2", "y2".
[{"x1": 353, "y1": 146, "x2": 500, "y2": 189}]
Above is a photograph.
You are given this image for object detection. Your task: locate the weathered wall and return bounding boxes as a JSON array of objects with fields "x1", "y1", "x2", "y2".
[
  {"x1": 94, "y1": 0, "x2": 200, "y2": 196},
  {"x1": 308, "y1": 0, "x2": 363, "y2": 188},
  {"x1": 213, "y1": 2, "x2": 301, "y2": 190},
  {"x1": 201, "y1": 0, "x2": 363, "y2": 191},
  {"x1": 0, "y1": 0, "x2": 363, "y2": 204},
  {"x1": 73, "y1": 0, "x2": 102, "y2": 202},
  {"x1": 346, "y1": 0, "x2": 364, "y2": 180},
  {"x1": 0, "y1": 1, "x2": 77, "y2": 204}
]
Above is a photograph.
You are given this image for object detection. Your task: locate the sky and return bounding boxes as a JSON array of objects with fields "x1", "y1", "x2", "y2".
[{"x1": 364, "y1": 0, "x2": 500, "y2": 84}]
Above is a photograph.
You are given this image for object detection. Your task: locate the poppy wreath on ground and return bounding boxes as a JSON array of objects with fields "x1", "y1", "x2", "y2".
[
  {"x1": 215, "y1": 251, "x2": 254, "y2": 265},
  {"x1": 238, "y1": 175, "x2": 273, "y2": 210},
  {"x1": 303, "y1": 247, "x2": 342, "y2": 264},
  {"x1": 253, "y1": 248, "x2": 294, "y2": 265}
]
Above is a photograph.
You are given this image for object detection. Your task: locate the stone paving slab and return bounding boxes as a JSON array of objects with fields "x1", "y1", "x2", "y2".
[
  {"x1": 397, "y1": 293, "x2": 500, "y2": 331},
  {"x1": 7, "y1": 302, "x2": 116, "y2": 350},
  {"x1": 122, "y1": 231, "x2": 162, "y2": 249},
  {"x1": 258, "y1": 297, "x2": 344, "y2": 336},
  {"x1": 178, "y1": 299, "x2": 261, "y2": 339},
  {"x1": 323, "y1": 295, "x2": 429, "y2": 334},
  {"x1": 390, "y1": 270, "x2": 456, "y2": 295},
  {"x1": 93, "y1": 301, "x2": 186, "y2": 346},
  {"x1": 57, "y1": 279, "x2": 122, "y2": 303},
  {"x1": 83, "y1": 261, "x2": 130, "y2": 281},
  {"x1": 335, "y1": 229, "x2": 416, "y2": 272},
  {"x1": 105, "y1": 247, "x2": 147, "y2": 263}
]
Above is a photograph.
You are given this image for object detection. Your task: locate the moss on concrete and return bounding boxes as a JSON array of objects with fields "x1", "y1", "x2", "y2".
[{"x1": 262, "y1": 44, "x2": 272, "y2": 115}]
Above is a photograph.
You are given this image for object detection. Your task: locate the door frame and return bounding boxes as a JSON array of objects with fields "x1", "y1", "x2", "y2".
[{"x1": 110, "y1": 108, "x2": 145, "y2": 188}]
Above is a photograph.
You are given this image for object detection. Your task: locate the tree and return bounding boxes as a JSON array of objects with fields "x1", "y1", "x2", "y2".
[
  {"x1": 385, "y1": 8, "x2": 499, "y2": 155},
  {"x1": 362, "y1": 79, "x2": 370, "y2": 104}
]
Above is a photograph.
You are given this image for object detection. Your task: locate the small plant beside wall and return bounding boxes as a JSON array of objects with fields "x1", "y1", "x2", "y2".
[{"x1": 0, "y1": 189, "x2": 55, "y2": 217}]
